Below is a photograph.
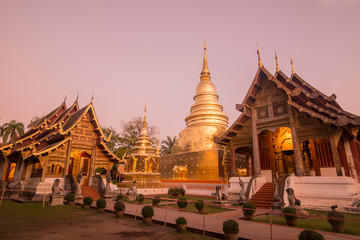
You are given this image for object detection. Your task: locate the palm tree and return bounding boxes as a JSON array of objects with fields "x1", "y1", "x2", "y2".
[
  {"x1": 27, "y1": 116, "x2": 40, "y2": 129},
  {"x1": 161, "y1": 136, "x2": 177, "y2": 155},
  {"x1": 2, "y1": 120, "x2": 25, "y2": 144}
]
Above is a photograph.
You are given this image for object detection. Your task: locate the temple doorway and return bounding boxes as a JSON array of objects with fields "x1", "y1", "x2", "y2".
[
  {"x1": 258, "y1": 127, "x2": 296, "y2": 180},
  {"x1": 69, "y1": 150, "x2": 91, "y2": 186}
]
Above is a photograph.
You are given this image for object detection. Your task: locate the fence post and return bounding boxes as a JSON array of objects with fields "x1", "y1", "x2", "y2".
[
  {"x1": 43, "y1": 191, "x2": 46, "y2": 207},
  {"x1": 270, "y1": 208, "x2": 273, "y2": 240},
  {"x1": 134, "y1": 195, "x2": 139, "y2": 220},
  {"x1": 202, "y1": 212, "x2": 206, "y2": 236},
  {"x1": 0, "y1": 187, "x2": 5, "y2": 206},
  {"x1": 164, "y1": 195, "x2": 169, "y2": 227}
]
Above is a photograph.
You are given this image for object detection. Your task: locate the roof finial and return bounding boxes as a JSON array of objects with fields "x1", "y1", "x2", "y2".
[
  {"x1": 290, "y1": 57, "x2": 295, "y2": 74},
  {"x1": 76, "y1": 92, "x2": 79, "y2": 101},
  {"x1": 143, "y1": 98, "x2": 147, "y2": 127},
  {"x1": 90, "y1": 92, "x2": 94, "y2": 103},
  {"x1": 63, "y1": 95, "x2": 67, "y2": 103},
  {"x1": 275, "y1": 51, "x2": 279, "y2": 72},
  {"x1": 257, "y1": 44, "x2": 262, "y2": 68},
  {"x1": 200, "y1": 38, "x2": 210, "y2": 81}
]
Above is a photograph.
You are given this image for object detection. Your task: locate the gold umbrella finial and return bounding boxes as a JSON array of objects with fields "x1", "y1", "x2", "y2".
[
  {"x1": 201, "y1": 38, "x2": 210, "y2": 79},
  {"x1": 257, "y1": 44, "x2": 262, "y2": 68},
  {"x1": 291, "y1": 57, "x2": 295, "y2": 74},
  {"x1": 275, "y1": 51, "x2": 279, "y2": 72}
]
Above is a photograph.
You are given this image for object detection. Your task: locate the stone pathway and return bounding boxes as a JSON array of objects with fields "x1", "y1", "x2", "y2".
[{"x1": 78, "y1": 198, "x2": 360, "y2": 240}]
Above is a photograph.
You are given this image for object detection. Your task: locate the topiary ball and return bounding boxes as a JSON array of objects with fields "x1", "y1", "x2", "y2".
[
  {"x1": 116, "y1": 194, "x2": 124, "y2": 201},
  {"x1": 298, "y1": 230, "x2": 324, "y2": 240},
  {"x1": 327, "y1": 210, "x2": 345, "y2": 227},
  {"x1": 83, "y1": 197, "x2": 93, "y2": 206},
  {"x1": 152, "y1": 196, "x2": 161, "y2": 206},
  {"x1": 114, "y1": 201, "x2": 125, "y2": 211},
  {"x1": 177, "y1": 197, "x2": 188, "y2": 208},
  {"x1": 195, "y1": 200, "x2": 204, "y2": 211},
  {"x1": 96, "y1": 198, "x2": 106, "y2": 209},
  {"x1": 176, "y1": 217, "x2": 187, "y2": 225},
  {"x1": 222, "y1": 220, "x2": 239, "y2": 234},
  {"x1": 65, "y1": 193, "x2": 75, "y2": 202},
  {"x1": 141, "y1": 205, "x2": 154, "y2": 218},
  {"x1": 242, "y1": 202, "x2": 256, "y2": 216},
  {"x1": 283, "y1": 207, "x2": 298, "y2": 221},
  {"x1": 137, "y1": 194, "x2": 145, "y2": 203}
]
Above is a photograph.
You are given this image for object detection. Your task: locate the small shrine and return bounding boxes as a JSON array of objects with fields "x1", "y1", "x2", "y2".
[{"x1": 118, "y1": 103, "x2": 166, "y2": 195}]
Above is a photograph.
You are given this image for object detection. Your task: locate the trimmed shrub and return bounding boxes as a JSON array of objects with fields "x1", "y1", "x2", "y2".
[
  {"x1": 137, "y1": 194, "x2": 145, "y2": 203},
  {"x1": 116, "y1": 194, "x2": 124, "y2": 201},
  {"x1": 152, "y1": 196, "x2": 161, "y2": 206},
  {"x1": 176, "y1": 217, "x2": 187, "y2": 225},
  {"x1": 83, "y1": 197, "x2": 93, "y2": 206},
  {"x1": 195, "y1": 200, "x2": 204, "y2": 211},
  {"x1": 177, "y1": 197, "x2": 188, "y2": 208},
  {"x1": 141, "y1": 205, "x2": 154, "y2": 218},
  {"x1": 298, "y1": 230, "x2": 324, "y2": 240},
  {"x1": 242, "y1": 202, "x2": 256, "y2": 216},
  {"x1": 65, "y1": 193, "x2": 75, "y2": 203},
  {"x1": 327, "y1": 210, "x2": 345, "y2": 229},
  {"x1": 167, "y1": 187, "x2": 175, "y2": 196},
  {"x1": 96, "y1": 198, "x2": 106, "y2": 209},
  {"x1": 283, "y1": 207, "x2": 298, "y2": 221},
  {"x1": 114, "y1": 201, "x2": 125, "y2": 212},
  {"x1": 222, "y1": 220, "x2": 239, "y2": 234},
  {"x1": 179, "y1": 187, "x2": 185, "y2": 196}
]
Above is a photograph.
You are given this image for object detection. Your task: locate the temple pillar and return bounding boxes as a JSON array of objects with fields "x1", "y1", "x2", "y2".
[
  {"x1": 287, "y1": 106, "x2": 305, "y2": 176},
  {"x1": 328, "y1": 128, "x2": 343, "y2": 176},
  {"x1": 251, "y1": 108, "x2": 261, "y2": 175},
  {"x1": 40, "y1": 155, "x2": 49, "y2": 182},
  {"x1": 343, "y1": 137, "x2": 358, "y2": 180},
  {"x1": 88, "y1": 142, "x2": 96, "y2": 186},
  {"x1": 349, "y1": 138, "x2": 360, "y2": 182},
  {"x1": 13, "y1": 154, "x2": 25, "y2": 182},
  {"x1": 230, "y1": 141, "x2": 236, "y2": 177},
  {"x1": 63, "y1": 138, "x2": 72, "y2": 176},
  {"x1": 0, "y1": 150, "x2": 10, "y2": 182}
]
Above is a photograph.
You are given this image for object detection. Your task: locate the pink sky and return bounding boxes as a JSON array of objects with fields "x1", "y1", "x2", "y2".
[{"x1": 1, "y1": 0, "x2": 359, "y2": 142}]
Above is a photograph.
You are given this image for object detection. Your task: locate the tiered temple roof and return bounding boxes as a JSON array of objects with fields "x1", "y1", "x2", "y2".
[
  {"x1": 0, "y1": 97, "x2": 119, "y2": 162},
  {"x1": 216, "y1": 50, "x2": 360, "y2": 145}
]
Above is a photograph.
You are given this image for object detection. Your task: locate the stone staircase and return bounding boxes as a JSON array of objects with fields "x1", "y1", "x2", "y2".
[
  {"x1": 81, "y1": 186, "x2": 100, "y2": 201},
  {"x1": 250, "y1": 182, "x2": 276, "y2": 209}
]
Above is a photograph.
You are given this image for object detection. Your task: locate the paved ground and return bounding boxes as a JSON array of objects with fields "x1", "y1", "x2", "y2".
[{"x1": 82, "y1": 198, "x2": 360, "y2": 240}]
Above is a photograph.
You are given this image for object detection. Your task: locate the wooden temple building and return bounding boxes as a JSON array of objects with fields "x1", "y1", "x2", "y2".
[
  {"x1": 215, "y1": 49, "x2": 360, "y2": 208},
  {"x1": 216, "y1": 50, "x2": 360, "y2": 181},
  {"x1": 0, "y1": 97, "x2": 120, "y2": 198}
]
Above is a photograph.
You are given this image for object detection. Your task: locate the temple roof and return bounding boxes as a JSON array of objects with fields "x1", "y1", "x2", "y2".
[
  {"x1": 1, "y1": 97, "x2": 119, "y2": 162},
  {"x1": 216, "y1": 57, "x2": 360, "y2": 145}
]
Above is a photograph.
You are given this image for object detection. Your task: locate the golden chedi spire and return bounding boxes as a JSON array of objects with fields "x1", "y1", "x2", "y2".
[
  {"x1": 291, "y1": 57, "x2": 295, "y2": 74},
  {"x1": 275, "y1": 51, "x2": 280, "y2": 72},
  {"x1": 184, "y1": 42, "x2": 228, "y2": 129},
  {"x1": 257, "y1": 44, "x2": 262, "y2": 68},
  {"x1": 200, "y1": 39, "x2": 210, "y2": 81}
]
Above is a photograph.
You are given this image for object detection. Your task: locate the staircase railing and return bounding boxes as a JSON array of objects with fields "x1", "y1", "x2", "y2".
[{"x1": 245, "y1": 175, "x2": 266, "y2": 200}]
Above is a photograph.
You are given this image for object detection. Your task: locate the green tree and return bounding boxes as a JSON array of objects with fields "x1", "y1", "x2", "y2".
[
  {"x1": 2, "y1": 120, "x2": 25, "y2": 144},
  {"x1": 161, "y1": 136, "x2": 177, "y2": 155},
  {"x1": 102, "y1": 116, "x2": 157, "y2": 158},
  {"x1": 27, "y1": 116, "x2": 40, "y2": 129}
]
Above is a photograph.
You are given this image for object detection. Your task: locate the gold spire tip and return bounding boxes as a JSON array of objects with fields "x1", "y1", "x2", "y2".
[
  {"x1": 290, "y1": 57, "x2": 295, "y2": 74},
  {"x1": 201, "y1": 40, "x2": 210, "y2": 77},
  {"x1": 275, "y1": 51, "x2": 279, "y2": 72},
  {"x1": 256, "y1": 44, "x2": 262, "y2": 68}
]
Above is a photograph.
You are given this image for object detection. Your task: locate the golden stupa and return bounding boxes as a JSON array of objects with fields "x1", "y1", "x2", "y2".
[
  {"x1": 160, "y1": 42, "x2": 229, "y2": 180},
  {"x1": 119, "y1": 103, "x2": 165, "y2": 191}
]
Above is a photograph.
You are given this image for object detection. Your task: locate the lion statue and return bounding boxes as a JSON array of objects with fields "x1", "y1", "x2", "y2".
[{"x1": 286, "y1": 188, "x2": 301, "y2": 207}]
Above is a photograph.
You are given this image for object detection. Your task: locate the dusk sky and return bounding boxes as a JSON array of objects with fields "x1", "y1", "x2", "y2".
[{"x1": 1, "y1": 0, "x2": 359, "y2": 142}]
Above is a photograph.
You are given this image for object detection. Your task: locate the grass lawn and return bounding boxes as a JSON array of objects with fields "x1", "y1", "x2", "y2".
[
  {"x1": 0, "y1": 200, "x2": 217, "y2": 240},
  {"x1": 252, "y1": 210, "x2": 360, "y2": 236}
]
